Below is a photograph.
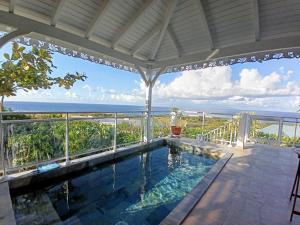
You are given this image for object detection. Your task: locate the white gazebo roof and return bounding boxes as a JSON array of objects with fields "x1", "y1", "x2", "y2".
[{"x1": 0, "y1": 0, "x2": 300, "y2": 73}]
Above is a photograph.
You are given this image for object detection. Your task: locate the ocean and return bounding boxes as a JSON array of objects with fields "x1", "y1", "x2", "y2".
[
  {"x1": 3, "y1": 101, "x2": 300, "y2": 119},
  {"x1": 4, "y1": 101, "x2": 169, "y2": 113}
]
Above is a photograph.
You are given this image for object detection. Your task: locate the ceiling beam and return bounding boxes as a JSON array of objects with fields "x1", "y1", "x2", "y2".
[
  {"x1": 51, "y1": 0, "x2": 67, "y2": 26},
  {"x1": 193, "y1": 0, "x2": 214, "y2": 50},
  {"x1": 150, "y1": 0, "x2": 177, "y2": 60},
  {"x1": 85, "y1": 0, "x2": 112, "y2": 39},
  {"x1": 130, "y1": 24, "x2": 162, "y2": 56},
  {"x1": 136, "y1": 66, "x2": 149, "y2": 85},
  {"x1": 151, "y1": 67, "x2": 166, "y2": 84},
  {"x1": 167, "y1": 25, "x2": 182, "y2": 57},
  {"x1": 0, "y1": 29, "x2": 29, "y2": 48},
  {"x1": 9, "y1": 0, "x2": 16, "y2": 13},
  {"x1": 112, "y1": 0, "x2": 154, "y2": 48},
  {"x1": 0, "y1": 11, "x2": 148, "y2": 67},
  {"x1": 206, "y1": 49, "x2": 219, "y2": 60},
  {"x1": 253, "y1": 0, "x2": 260, "y2": 41},
  {"x1": 152, "y1": 34, "x2": 300, "y2": 68}
]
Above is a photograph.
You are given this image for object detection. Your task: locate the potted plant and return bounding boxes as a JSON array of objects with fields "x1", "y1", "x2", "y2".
[{"x1": 170, "y1": 107, "x2": 184, "y2": 136}]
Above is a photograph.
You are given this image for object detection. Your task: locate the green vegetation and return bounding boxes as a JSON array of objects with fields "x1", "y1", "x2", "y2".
[
  {"x1": 5, "y1": 113, "x2": 300, "y2": 170},
  {"x1": 4, "y1": 114, "x2": 232, "y2": 168},
  {"x1": 0, "y1": 43, "x2": 86, "y2": 111},
  {"x1": 181, "y1": 116, "x2": 229, "y2": 138},
  {"x1": 5, "y1": 119, "x2": 143, "y2": 167}
]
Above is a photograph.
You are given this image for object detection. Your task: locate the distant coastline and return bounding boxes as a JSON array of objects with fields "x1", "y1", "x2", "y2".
[
  {"x1": 3, "y1": 101, "x2": 300, "y2": 119},
  {"x1": 4, "y1": 101, "x2": 170, "y2": 113}
]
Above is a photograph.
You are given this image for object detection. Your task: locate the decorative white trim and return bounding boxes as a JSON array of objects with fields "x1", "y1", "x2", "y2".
[
  {"x1": 14, "y1": 36, "x2": 300, "y2": 76},
  {"x1": 15, "y1": 36, "x2": 139, "y2": 73},
  {"x1": 164, "y1": 49, "x2": 300, "y2": 73}
]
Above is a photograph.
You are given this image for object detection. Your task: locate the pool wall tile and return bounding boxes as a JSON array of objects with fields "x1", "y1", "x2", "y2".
[{"x1": 7, "y1": 139, "x2": 165, "y2": 191}]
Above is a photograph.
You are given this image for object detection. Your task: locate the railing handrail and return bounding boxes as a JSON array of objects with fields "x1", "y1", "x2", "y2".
[
  {"x1": 0, "y1": 110, "x2": 170, "y2": 115},
  {"x1": 250, "y1": 114, "x2": 300, "y2": 121},
  {"x1": 0, "y1": 111, "x2": 171, "y2": 124},
  {"x1": 202, "y1": 119, "x2": 235, "y2": 136},
  {"x1": 1, "y1": 115, "x2": 150, "y2": 124}
]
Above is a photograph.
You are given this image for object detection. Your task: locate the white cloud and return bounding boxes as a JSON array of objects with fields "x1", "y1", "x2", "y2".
[
  {"x1": 82, "y1": 84, "x2": 92, "y2": 97},
  {"x1": 65, "y1": 91, "x2": 78, "y2": 99},
  {"x1": 7, "y1": 65, "x2": 300, "y2": 112},
  {"x1": 292, "y1": 96, "x2": 300, "y2": 108},
  {"x1": 287, "y1": 70, "x2": 294, "y2": 76},
  {"x1": 279, "y1": 66, "x2": 285, "y2": 73},
  {"x1": 145, "y1": 67, "x2": 300, "y2": 101}
]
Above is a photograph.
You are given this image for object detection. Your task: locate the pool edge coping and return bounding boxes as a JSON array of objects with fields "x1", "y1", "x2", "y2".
[
  {"x1": 159, "y1": 152, "x2": 233, "y2": 225},
  {"x1": 0, "y1": 181, "x2": 17, "y2": 225}
]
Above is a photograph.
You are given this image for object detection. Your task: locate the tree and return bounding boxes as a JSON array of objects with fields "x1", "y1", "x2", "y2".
[{"x1": 0, "y1": 43, "x2": 86, "y2": 111}]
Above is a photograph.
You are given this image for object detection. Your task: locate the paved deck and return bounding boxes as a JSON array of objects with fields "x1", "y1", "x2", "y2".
[{"x1": 182, "y1": 144, "x2": 300, "y2": 225}]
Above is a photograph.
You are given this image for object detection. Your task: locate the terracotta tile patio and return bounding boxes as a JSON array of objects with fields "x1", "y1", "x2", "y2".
[{"x1": 182, "y1": 144, "x2": 300, "y2": 225}]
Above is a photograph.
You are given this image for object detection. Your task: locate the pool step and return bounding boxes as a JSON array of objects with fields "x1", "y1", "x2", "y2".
[{"x1": 14, "y1": 191, "x2": 62, "y2": 225}]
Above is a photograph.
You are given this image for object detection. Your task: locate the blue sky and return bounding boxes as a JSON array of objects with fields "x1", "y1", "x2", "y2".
[{"x1": 2, "y1": 42, "x2": 300, "y2": 112}]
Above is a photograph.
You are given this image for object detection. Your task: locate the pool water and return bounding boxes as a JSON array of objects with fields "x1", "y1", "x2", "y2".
[{"x1": 12, "y1": 146, "x2": 216, "y2": 225}]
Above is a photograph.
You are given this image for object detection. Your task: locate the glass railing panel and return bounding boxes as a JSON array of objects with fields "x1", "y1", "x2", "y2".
[
  {"x1": 116, "y1": 114, "x2": 143, "y2": 147},
  {"x1": 281, "y1": 120, "x2": 297, "y2": 147},
  {"x1": 249, "y1": 119, "x2": 279, "y2": 145},
  {"x1": 294, "y1": 123, "x2": 300, "y2": 147},
  {"x1": 3, "y1": 119, "x2": 65, "y2": 172},
  {"x1": 152, "y1": 115, "x2": 170, "y2": 138},
  {"x1": 181, "y1": 114, "x2": 234, "y2": 142},
  {"x1": 67, "y1": 113, "x2": 114, "y2": 158}
]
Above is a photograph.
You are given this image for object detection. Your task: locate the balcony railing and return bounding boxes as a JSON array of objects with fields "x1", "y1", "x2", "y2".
[
  {"x1": 0, "y1": 111, "x2": 169, "y2": 176},
  {"x1": 201, "y1": 120, "x2": 239, "y2": 145},
  {"x1": 248, "y1": 115, "x2": 300, "y2": 147},
  {"x1": 1, "y1": 110, "x2": 299, "y2": 177}
]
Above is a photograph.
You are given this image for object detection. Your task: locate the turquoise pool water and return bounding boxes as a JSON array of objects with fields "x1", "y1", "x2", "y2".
[{"x1": 12, "y1": 146, "x2": 216, "y2": 225}]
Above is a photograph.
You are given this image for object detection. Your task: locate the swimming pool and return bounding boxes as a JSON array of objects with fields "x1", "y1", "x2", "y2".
[{"x1": 11, "y1": 146, "x2": 217, "y2": 225}]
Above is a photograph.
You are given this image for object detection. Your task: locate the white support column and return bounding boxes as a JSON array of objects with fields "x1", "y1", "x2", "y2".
[
  {"x1": 237, "y1": 113, "x2": 251, "y2": 149},
  {"x1": 137, "y1": 67, "x2": 165, "y2": 143},
  {"x1": 144, "y1": 77, "x2": 153, "y2": 143}
]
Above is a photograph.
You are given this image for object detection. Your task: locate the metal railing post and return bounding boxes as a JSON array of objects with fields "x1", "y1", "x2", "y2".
[
  {"x1": 277, "y1": 119, "x2": 283, "y2": 146},
  {"x1": 223, "y1": 126, "x2": 225, "y2": 144},
  {"x1": 140, "y1": 112, "x2": 144, "y2": 143},
  {"x1": 293, "y1": 119, "x2": 298, "y2": 147},
  {"x1": 113, "y1": 113, "x2": 117, "y2": 151},
  {"x1": 0, "y1": 113, "x2": 5, "y2": 176},
  {"x1": 202, "y1": 112, "x2": 205, "y2": 131},
  {"x1": 234, "y1": 126, "x2": 237, "y2": 143},
  {"x1": 65, "y1": 113, "x2": 69, "y2": 164},
  {"x1": 229, "y1": 129, "x2": 233, "y2": 146}
]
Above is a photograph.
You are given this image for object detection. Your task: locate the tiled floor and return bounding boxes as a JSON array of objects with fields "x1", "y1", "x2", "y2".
[{"x1": 182, "y1": 144, "x2": 300, "y2": 225}]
